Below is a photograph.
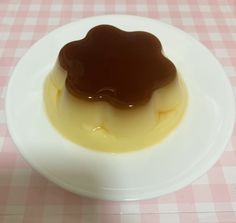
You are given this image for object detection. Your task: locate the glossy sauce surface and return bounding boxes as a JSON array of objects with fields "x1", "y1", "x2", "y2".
[{"x1": 59, "y1": 25, "x2": 177, "y2": 109}]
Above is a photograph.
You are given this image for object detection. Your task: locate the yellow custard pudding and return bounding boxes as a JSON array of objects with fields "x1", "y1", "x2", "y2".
[{"x1": 44, "y1": 25, "x2": 187, "y2": 153}]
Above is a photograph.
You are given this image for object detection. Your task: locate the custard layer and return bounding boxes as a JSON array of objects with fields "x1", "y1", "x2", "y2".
[{"x1": 44, "y1": 63, "x2": 187, "y2": 153}]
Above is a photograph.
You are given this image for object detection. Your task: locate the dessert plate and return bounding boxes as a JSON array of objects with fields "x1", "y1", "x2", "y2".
[{"x1": 6, "y1": 15, "x2": 235, "y2": 201}]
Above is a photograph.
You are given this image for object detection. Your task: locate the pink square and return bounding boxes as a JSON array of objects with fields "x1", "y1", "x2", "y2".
[
  {"x1": 0, "y1": 124, "x2": 8, "y2": 137},
  {"x1": 176, "y1": 186, "x2": 194, "y2": 203},
  {"x1": 44, "y1": 186, "x2": 65, "y2": 204},
  {"x1": 156, "y1": 193, "x2": 176, "y2": 204},
  {"x1": 139, "y1": 197, "x2": 159, "y2": 205},
  {"x1": 26, "y1": 187, "x2": 47, "y2": 205},
  {"x1": 208, "y1": 167, "x2": 227, "y2": 184},
  {"x1": 0, "y1": 57, "x2": 14, "y2": 67},
  {"x1": 1, "y1": 137, "x2": 18, "y2": 153},
  {"x1": 0, "y1": 186, "x2": 10, "y2": 205},
  {"x1": 64, "y1": 192, "x2": 86, "y2": 205},
  {"x1": 27, "y1": 172, "x2": 48, "y2": 187},
  {"x1": 230, "y1": 77, "x2": 236, "y2": 87},
  {"x1": 211, "y1": 184, "x2": 231, "y2": 202},
  {"x1": 179, "y1": 213, "x2": 198, "y2": 223},
  {"x1": 7, "y1": 186, "x2": 27, "y2": 205},
  {"x1": 0, "y1": 154, "x2": 17, "y2": 168},
  {"x1": 0, "y1": 76, "x2": 8, "y2": 87},
  {"x1": 15, "y1": 156, "x2": 30, "y2": 168},
  {"x1": 0, "y1": 169, "x2": 12, "y2": 186},
  {"x1": 192, "y1": 185, "x2": 213, "y2": 202},
  {"x1": 177, "y1": 203, "x2": 196, "y2": 213},
  {"x1": 220, "y1": 151, "x2": 236, "y2": 166},
  {"x1": 139, "y1": 204, "x2": 158, "y2": 214}
]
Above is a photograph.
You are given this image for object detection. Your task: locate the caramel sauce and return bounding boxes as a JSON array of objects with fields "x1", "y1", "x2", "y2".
[{"x1": 59, "y1": 25, "x2": 176, "y2": 109}]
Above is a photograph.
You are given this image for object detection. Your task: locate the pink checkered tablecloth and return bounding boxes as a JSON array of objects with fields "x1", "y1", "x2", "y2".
[{"x1": 1, "y1": 0, "x2": 236, "y2": 222}]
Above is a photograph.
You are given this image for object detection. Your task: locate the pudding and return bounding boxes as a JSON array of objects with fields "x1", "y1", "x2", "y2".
[{"x1": 44, "y1": 25, "x2": 187, "y2": 152}]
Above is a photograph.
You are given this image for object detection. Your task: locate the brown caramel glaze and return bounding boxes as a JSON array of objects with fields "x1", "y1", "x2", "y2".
[{"x1": 59, "y1": 25, "x2": 177, "y2": 109}]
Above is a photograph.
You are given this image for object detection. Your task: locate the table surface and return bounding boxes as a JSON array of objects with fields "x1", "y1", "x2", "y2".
[{"x1": 1, "y1": 0, "x2": 236, "y2": 222}]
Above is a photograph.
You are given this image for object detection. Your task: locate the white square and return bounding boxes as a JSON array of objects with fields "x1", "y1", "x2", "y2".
[
  {"x1": 29, "y1": 4, "x2": 40, "y2": 11},
  {"x1": 48, "y1": 18, "x2": 59, "y2": 26},
  {"x1": 232, "y1": 202, "x2": 236, "y2": 211},
  {"x1": 121, "y1": 204, "x2": 140, "y2": 214},
  {"x1": 94, "y1": 4, "x2": 105, "y2": 12},
  {"x1": 121, "y1": 214, "x2": 141, "y2": 223},
  {"x1": 209, "y1": 32, "x2": 222, "y2": 41},
  {"x1": 232, "y1": 33, "x2": 236, "y2": 41},
  {"x1": 214, "y1": 202, "x2": 235, "y2": 211},
  {"x1": 160, "y1": 213, "x2": 180, "y2": 222},
  {"x1": 220, "y1": 5, "x2": 231, "y2": 13},
  {"x1": 0, "y1": 137, "x2": 4, "y2": 152},
  {"x1": 226, "y1": 18, "x2": 236, "y2": 26},
  {"x1": 0, "y1": 110, "x2": 5, "y2": 123},
  {"x1": 199, "y1": 5, "x2": 211, "y2": 12},
  {"x1": 115, "y1": 4, "x2": 127, "y2": 12},
  {"x1": 182, "y1": 18, "x2": 194, "y2": 26},
  {"x1": 158, "y1": 5, "x2": 169, "y2": 12},
  {"x1": 198, "y1": 213, "x2": 218, "y2": 222},
  {"x1": 195, "y1": 203, "x2": 215, "y2": 212},
  {"x1": 139, "y1": 204, "x2": 158, "y2": 213},
  {"x1": 1, "y1": 87, "x2": 7, "y2": 98},
  {"x1": 136, "y1": 4, "x2": 148, "y2": 12},
  {"x1": 214, "y1": 49, "x2": 228, "y2": 58},
  {"x1": 160, "y1": 18, "x2": 172, "y2": 24},
  {"x1": 233, "y1": 89, "x2": 236, "y2": 99},
  {"x1": 1, "y1": 86, "x2": 6, "y2": 98},
  {"x1": 179, "y1": 4, "x2": 190, "y2": 12},
  {"x1": 8, "y1": 3, "x2": 19, "y2": 11},
  {"x1": 2, "y1": 17, "x2": 15, "y2": 25},
  {"x1": 204, "y1": 18, "x2": 217, "y2": 26},
  {"x1": 15, "y1": 49, "x2": 26, "y2": 58},
  {"x1": 190, "y1": 32, "x2": 201, "y2": 40},
  {"x1": 20, "y1": 32, "x2": 33, "y2": 40},
  {"x1": 25, "y1": 18, "x2": 37, "y2": 25},
  {"x1": 158, "y1": 204, "x2": 178, "y2": 213},
  {"x1": 51, "y1": 5, "x2": 62, "y2": 11},
  {"x1": 0, "y1": 33, "x2": 9, "y2": 41},
  {"x1": 223, "y1": 166, "x2": 236, "y2": 183},
  {"x1": 11, "y1": 169, "x2": 31, "y2": 186},
  {"x1": 42, "y1": 215, "x2": 63, "y2": 223},
  {"x1": 5, "y1": 205, "x2": 25, "y2": 215},
  {"x1": 73, "y1": 4, "x2": 84, "y2": 11},
  {"x1": 225, "y1": 142, "x2": 234, "y2": 151}
]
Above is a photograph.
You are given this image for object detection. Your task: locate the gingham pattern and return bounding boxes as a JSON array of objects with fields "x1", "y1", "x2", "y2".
[{"x1": 1, "y1": 0, "x2": 236, "y2": 222}]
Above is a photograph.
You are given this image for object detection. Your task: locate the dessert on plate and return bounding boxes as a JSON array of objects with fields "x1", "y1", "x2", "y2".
[{"x1": 44, "y1": 25, "x2": 187, "y2": 152}]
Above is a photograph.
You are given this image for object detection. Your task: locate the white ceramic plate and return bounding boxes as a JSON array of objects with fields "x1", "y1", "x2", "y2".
[{"x1": 6, "y1": 15, "x2": 235, "y2": 201}]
